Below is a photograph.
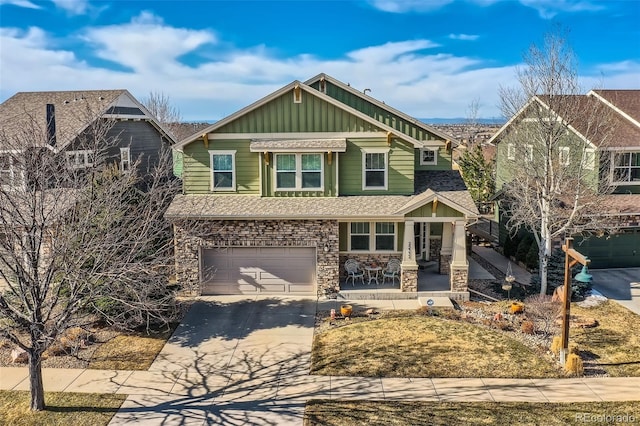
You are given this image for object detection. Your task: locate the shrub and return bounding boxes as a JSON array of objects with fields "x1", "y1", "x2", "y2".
[
  {"x1": 524, "y1": 294, "x2": 562, "y2": 336},
  {"x1": 551, "y1": 336, "x2": 562, "y2": 354},
  {"x1": 503, "y1": 234, "x2": 519, "y2": 258},
  {"x1": 565, "y1": 353, "x2": 584, "y2": 376},
  {"x1": 516, "y1": 235, "x2": 533, "y2": 263},
  {"x1": 521, "y1": 320, "x2": 535, "y2": 335},
  {"x1": 525, "y1": 240, "x2": 539, "y2": 270}
]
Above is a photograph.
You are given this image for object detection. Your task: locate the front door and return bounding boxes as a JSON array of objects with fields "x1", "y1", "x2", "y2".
[{"x1": 414, "y1": 222, "x2": 430, "y2": 261}]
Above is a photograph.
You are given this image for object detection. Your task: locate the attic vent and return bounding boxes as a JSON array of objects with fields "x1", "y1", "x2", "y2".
[
  {"x1": 64, "y1": 100, "x2": 69, "y2": 104},
  {"x1": 98, "y1": 96, "x2": 104, "y2": 100},
  {"x1": 293, "y1": 84, "x2": 302, "y2": 104}
]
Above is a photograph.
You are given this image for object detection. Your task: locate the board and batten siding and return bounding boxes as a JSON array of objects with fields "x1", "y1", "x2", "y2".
[
  {"x1": 216, "y1": 91, "x2": 383, "y2": 134},
  {"x1": 311, "y1": 80, "x2": 444, "y2": 142},
  {"x1": 182, "y1": 139, "x2": 259, "y2": 194},
  {"x1": 339, "y1": 138, "x2": 414, "y2": 196}
]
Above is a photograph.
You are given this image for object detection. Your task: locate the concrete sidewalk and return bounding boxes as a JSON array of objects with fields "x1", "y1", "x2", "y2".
[{"x1": 3, "y1": 366, "x2": 640, "y2": 403}]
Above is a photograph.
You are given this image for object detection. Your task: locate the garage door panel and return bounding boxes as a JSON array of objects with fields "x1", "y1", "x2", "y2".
[{"x1": 201, "y1": 247, "x2": 316, "y2": 295}]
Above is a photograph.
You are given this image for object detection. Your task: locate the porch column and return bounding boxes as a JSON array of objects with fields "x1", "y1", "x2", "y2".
[
  {"x1": 401, "y1": 220, "x2": 418, "y2": 292},
  {"x1": 439, "y1": 222, "x2": 453, "y2": 274},
  {"x1": 450, "y1": 220, "x2": 469, "y2": 292}
]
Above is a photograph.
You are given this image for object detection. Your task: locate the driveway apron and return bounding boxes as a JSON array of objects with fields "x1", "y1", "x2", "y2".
[{"x1": 109, "y1": 295, "x2": 317, "y2": 425}]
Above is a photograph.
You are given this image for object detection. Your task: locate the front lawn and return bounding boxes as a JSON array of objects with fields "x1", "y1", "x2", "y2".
[
  {"x1": 311, "y1": 314, "x2": 562, "y2": 378},
  {"x1": 88, "y1": 328, "x2": 174, "y2": 370},
  {"x1": 304, "y1": 401, "x2": 640, "y2": 426},
  {"x1": 571, "y1": 301, "x2": 640, "y2": 377},
  {"x1": 0, "y1": 391, "x2": 126, "y2": 426}
]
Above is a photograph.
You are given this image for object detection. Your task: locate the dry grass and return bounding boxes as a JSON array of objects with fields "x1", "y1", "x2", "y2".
[
  {"x1": 88, "y1": 329, "x2": 173, "y2": 370},
  {"x1": 0, "y1": 390, "x2": 125, "y2": 426},
  {"x1": 304, "y1": 401, "x2": 640, "y2": 426},
  {"x1": 311, "y1": 315, "x2": 562, "y2": 378},
  {"x1": 571, "y1": 301, "x2": 640, "y2": 377}
]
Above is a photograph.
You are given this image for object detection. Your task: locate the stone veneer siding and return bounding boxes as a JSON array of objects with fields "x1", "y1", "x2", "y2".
[
  {"x1": 401, "y1": 267, "x2": 418, "y2": 292},
  {"x1": 173, "y1": 219, "x2": 339, "y2": 297},
  {"x1": 429, "y1": 237, "x2": 442, "y2": 262},
  {"x1": 439, "y1": 254, "x2": 451, "y2": 275},
  {"x1": 450, "y1": 265, "x2": 469, "y2": 292}
]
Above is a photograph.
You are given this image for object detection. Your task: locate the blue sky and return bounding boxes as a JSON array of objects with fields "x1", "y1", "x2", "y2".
[{"x1": 1, "y1": 0, "x2": 639, "y2": 121}]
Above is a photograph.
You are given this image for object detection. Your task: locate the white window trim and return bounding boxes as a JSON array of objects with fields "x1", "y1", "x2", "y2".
[
  {"x1": 0, "y1": 150, "x2": 26, "y2": 191},
  {"x1": 347, "y1": 221, "x2": 397, "y2": 252},
  {"x1": 610, "y1": 151, "x2": 640, "y2": 185},
  {"x1": 119, "y1": 147, "x2": 131, "y2": 173},
  {"x1": 210, "y1": 150, "x2": 237, "y2": 191},
  {"x1": 274, "y1": 153, "x2": 324, "y2": 191},
  {"x1": 524, "y1": 144, "x2": 533, "y2": 163},
  {"x1": 582, "y1": 148, "x2": 595, "y2": 171},
  {"x1": 419, "y1": 147, "x2": 438, "y2": 165},
  {"x1": 362, "y1": 148, "x2": 389, "y2": 191},
  {"x1": 559, "y1": 147, "x2": 570, "y2": 166},
  {"x1": 507, "y1": 143, "x2": 515, "y2": 160},
  {"x1": 66, "y1": 150, "x2": 94, "y2": 169}
]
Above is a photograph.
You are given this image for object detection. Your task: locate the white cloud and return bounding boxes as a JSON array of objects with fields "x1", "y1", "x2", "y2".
[
  {"x1": 368, "y1": 0, "x2": 453, "y2": 13},
  {"x1": 82, "y1": 12, "x2": 216, "y2": 72},
  {"x1": 0, "y1": 0, "x2": 41, "y2": 9},
  {"x1": 51, "y1": 0, "x2": 89, "y2": 15},
  {"x1": 448, "y1": 34, "x2": 480, "y2": 41},
  {"x1": 518, "y1": 0, "x2": 605, "y2": 19},
  {"x1": 1, "y1": 15, "x2": 636, "y2": 122}
]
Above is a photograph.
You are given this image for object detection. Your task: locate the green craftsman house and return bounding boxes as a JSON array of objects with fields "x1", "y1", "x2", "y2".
[
  {"x1": 166, "y1": 74, "x2": 479, "y2": 298},
  {"x1": 491, "y1": 89, "x2": 640, "y2": 268}
]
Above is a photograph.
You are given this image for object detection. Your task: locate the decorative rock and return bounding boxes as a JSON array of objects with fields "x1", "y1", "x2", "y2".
[{"x1": 11, "y1": 348, "x2": 27, "y2": 364}]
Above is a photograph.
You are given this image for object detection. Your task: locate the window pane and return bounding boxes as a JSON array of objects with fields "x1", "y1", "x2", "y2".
[
  {"x1": 366, "y1": 171, "x2": 385, "y2": 187},
  {"x1": 301, "y1": 154, "x2": 321, "y2": 170},
  {"x1": 351, "y1": 222, "x2": 369, "y2": 234},
  {"x1": 277, "y1": 172, "x2": 296, "y2": 188},
  {"x1": 276, "y1": 154, "x2": 296, "y2": 171},
  {"x1": 422, "y1": 150, "x2": 435, "y2": 163},
  {"x1": 376, "y1": 222, "x2": 394, "y2": 234},
  {"x1": 302, "y1": 172, "x2": 321, "y2": 188},
  {"x1": 213, "y1": 154, "x2": 232, "y2": 171},
  {"x1": 214, "y1": 171, "x2": 233, "y2": 188},
  {"x1": 366, "y1": 153, "x2": 385, "y2": 169},
  {"x1": 351, "y1": 235, "x2": 369, "y2": 251},
  {"x1": 376, "y1": 235, "x2": 394, "y2": 251}
]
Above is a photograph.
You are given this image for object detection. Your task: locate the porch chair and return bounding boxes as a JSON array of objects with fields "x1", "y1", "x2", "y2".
[
  {"x1": 382, "y1": 258, "x2": 401, "y2": 284},
  {"x1": 345, "y1": 259, "x2": 365, "y2": 286}
]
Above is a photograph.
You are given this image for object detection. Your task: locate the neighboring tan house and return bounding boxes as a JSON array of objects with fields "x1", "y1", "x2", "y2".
[
  {"x1": 491, "y1": 89, "x2": 640, "y2": 268},
  {"x1": 166, "y1": 74, "x2": 479, "y2": 298},
  {"x1": 0, "y1": 89, "x2": 176, "y2": 190}
]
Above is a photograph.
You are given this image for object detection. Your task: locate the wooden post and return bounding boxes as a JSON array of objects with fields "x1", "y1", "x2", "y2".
[{"x1": 560, "y1": 237, "x2": 590, "y2": 365}]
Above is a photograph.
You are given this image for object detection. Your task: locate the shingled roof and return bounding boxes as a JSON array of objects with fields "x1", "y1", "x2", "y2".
[
  {"x1": 166, "y1": 170, "x2": 479, "y2": 220},
  {"x1": 0, "y1": 89, "x2": 176, "y2": 151}
]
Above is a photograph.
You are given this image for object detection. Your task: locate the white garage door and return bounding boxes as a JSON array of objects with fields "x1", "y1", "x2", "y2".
[{"x1": 201, "y1": 247, "x2": 316, "y2": 295}]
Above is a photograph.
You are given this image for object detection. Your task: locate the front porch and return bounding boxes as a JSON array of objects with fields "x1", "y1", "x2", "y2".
[{"x1": 337, "y1": 256, "x2": 494, "y2": 301}]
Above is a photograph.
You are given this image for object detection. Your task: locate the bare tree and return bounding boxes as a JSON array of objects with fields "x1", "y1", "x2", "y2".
[
  {"x1": 0, "y1": 108, "x2": 180, "y2": 411},
  {"x1": 142, "y1": 91, "x2": 182, "y2": 138},
  {"x1": 497, "y1": 26, "x2": 615, "y2": 295}
]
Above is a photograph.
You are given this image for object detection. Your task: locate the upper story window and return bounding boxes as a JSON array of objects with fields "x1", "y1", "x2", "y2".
[
  {"x1": 275, "y1": 153, "x2": 323, "y2": 191},
  {"x1": 524, "y1": 144, "x2": 533, "y2": 163},
  {"x1": 420, "y1": 148, "x2": 438, "y2": 165},
  {"x1": 362, "y1": 148, "x2": 389, "y2": 190},
  {"x1": 66, "y1": 150, "x2": 94, "y2": 169},
  {"x1": 612, "y1": 152, "x2": 640, "y2": 184},
  {"x1": 120, "y1": 147, "x2": 131, "y2": 173},
  {"x1": 559, "y1": 147, "x2": 570, "y2": 166},
  {"x1": 210, "y1": 150, "x2": 236, "y2": 191},
  {"x1": 507, "y1": 143, "x2": 515, "y2": 160},
  {"x1": 0, "y1": 153, "x2": 25, "y2": 190},
  {"x1": 349, "y1": 221, "x2": 397, "y2": 252},
  {"x1": 582, "y1": 148, "x2": 595, "y2": 171}
]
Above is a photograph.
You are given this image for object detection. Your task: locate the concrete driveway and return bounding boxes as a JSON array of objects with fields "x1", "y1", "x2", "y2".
[
  {"x1": 109, "y1": 295, "x2": 318, "y2": 425},
  {"x1": 591, "y1": 268, "x2": 640, "y2": 315}
]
